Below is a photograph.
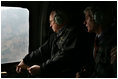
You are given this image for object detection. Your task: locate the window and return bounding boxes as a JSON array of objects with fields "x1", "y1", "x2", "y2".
[{"x1": 1, "y1": 7, "x2": 29, "y2": 64}]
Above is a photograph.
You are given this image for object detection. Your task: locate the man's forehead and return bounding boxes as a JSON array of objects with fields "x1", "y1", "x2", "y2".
[
  {"x1": 50, "y1": 12, "x2": 55, "y2": 17},
  {"x1": 85, "y1": 11, "x2": 92, "y2": 17},
  {"x1": 49, "y1": 14, "x2": 54, "y2": 21},
  {"x1": 50, "y1": 11, "x2": 56, "y2": 16}
]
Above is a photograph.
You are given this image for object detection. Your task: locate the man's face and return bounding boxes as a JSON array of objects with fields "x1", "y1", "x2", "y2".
[
  {"x1": 84, "y1": 11, "x2": 96, "y2": 32},
  {"x1": 49, "y1": 13, "x2": 59, "y2": 33}
]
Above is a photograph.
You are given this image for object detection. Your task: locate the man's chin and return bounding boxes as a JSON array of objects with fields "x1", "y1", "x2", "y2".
[
  {"x1": 87, "y1": 29, "x2": 91, "y2": 32},
  {"x1": 88, "y1": 29, "x2": 92, "y2": 33},
  {"x1": 53, "y1": 30, "x2": 57, "y2": 33}
]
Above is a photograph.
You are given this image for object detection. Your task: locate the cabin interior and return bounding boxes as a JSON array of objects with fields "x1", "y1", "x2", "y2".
[{"x1": 1, "y1": 1, "x2": 116, "y2": 78}]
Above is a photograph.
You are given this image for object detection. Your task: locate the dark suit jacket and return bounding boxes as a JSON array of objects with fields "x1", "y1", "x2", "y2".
[{"x1": 92, "y1": 26, "x2": 117, "y2": 78}]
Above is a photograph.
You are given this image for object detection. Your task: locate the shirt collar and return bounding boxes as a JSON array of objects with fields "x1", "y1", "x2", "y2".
[{"x1": 96, "y1": 32, "x2": 102, "y2": 38}]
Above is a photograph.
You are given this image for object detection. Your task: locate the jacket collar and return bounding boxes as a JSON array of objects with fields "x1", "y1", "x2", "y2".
[{"x1": 56, "y1": 25, "x2": 67, "y2": 37}]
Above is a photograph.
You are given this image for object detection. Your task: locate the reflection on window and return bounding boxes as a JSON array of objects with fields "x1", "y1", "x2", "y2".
[{"x1": 1, "y1": 7, "x2": 29, "y2": 64}]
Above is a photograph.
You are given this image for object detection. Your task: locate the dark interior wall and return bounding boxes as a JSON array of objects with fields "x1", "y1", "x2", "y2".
[{"x1": 27, "y1": 2, "x2": 45, "y2": 52}]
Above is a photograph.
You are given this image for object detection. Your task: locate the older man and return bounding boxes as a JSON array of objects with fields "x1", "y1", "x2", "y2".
[{"x1": 16, "y1": 9, "x2": 89, "y2": 78}]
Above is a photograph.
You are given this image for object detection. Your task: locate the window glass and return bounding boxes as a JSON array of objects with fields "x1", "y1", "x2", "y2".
[{"x1": 1, "y1": 7, "x2": 29, "y2": 64}]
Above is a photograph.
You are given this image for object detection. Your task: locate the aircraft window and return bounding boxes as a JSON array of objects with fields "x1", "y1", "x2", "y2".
[{"x1": 1, "y1": 7, "x2": 29, "y2": 64}]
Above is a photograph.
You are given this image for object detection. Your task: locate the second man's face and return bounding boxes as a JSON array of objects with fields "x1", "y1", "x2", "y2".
[{"x1": 84, "y1": 11, "x2": 96, "y2": 33}]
